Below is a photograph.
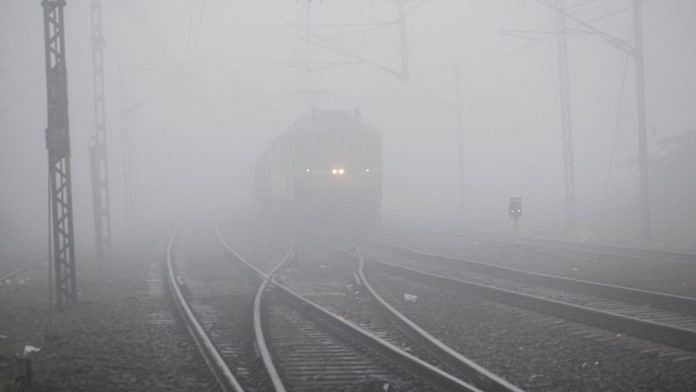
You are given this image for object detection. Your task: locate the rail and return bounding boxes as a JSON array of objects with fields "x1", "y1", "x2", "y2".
[
  {"x1": 216, "y1": 225, "x2": 288, "y2": 392},
  {"x1": 216, "y1": 226, "x2": 483, "y2": 392},
  {"x1": 349, "y1": 245, "x2": 524, "y2": 392},
  {"x1": 384, "y1": 222, "x2": 696, "y2": 264},
  {"x1": 366, "y1": 257, "x2": 696, "y2": 351},
  {"x1": 0, "y1": 260, "x2": 43, "y2": 283},
  {"x1": 371, "y1": 241, "x2": 696, "y2": 314},
  {"x1": 165, "y1": 229, "x2": 246, "y2": 392}
]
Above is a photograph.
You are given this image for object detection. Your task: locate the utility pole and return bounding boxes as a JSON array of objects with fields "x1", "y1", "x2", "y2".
[
  {"x1": 539, "y1": 0, "x2": 651, "y2": 245},
  {"x1": 89, "y1": 0, "x2": 112, "y2": 261},
  {"x1": 119, "y1": 69, "x2": 137, "y2": 232},
  {"x1": 555, "y1": 0, "x2": 577, "y2": 236},
  {"x1": 633, "y1": 0, "x2": 650, "y2": 245},
  {"x1": 42, "y1": 0, "x2": 77, "y2": 306},
  {"x1": 395, "y1": 0, "x2": 410, "y2": 80},
  {"x1": 454, "y1": 62, "x2": 465, "y2": 213}
]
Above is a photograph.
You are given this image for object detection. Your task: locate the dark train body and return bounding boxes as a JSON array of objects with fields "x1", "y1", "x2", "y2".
[{"x1": 255, "y1": 109, "x2": 382, "y2": 225}]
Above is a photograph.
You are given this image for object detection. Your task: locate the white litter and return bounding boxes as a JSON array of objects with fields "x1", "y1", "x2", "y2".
[
  {"x1": 23, "y1": 345, "x2": 40, "y2": 356},
  {"x1": 403, "y1": 293, "x2": 418, "y2": 303}
]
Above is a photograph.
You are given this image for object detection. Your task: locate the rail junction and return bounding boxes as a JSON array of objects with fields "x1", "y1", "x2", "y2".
[{"x1": 148, "y1": 219, "x2": 696, "y2": 391}]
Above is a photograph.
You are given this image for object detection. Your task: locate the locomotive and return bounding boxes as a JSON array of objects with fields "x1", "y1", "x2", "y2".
[{"x1": 254, "y1": 109, "x2": 382, "y2": 225}]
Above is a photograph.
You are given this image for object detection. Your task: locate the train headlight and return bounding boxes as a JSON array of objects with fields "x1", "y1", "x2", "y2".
[
  {"x1": 332, "y1": 168, "x2": 338, "y2": 175},
  {"x1": 365, "y1": 168, "x2": 370, "y2": 173},
  {"x1": 338, "y1": 168, "x2": 345, "y2": 175},
  {"x1": 305, "y1": 168, "x2": 311, "y2": 173}
]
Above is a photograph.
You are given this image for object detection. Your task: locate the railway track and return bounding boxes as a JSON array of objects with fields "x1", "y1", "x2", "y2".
[
  {"x1": 284, "y1": 244, "x2": 522, "y2": 392},
  {"x1": 361, "y1": 242, "x2": 696, "y2": 351},
  {"x1": 0, "y1": 260, "x2": 42, "y2": 285},
  {"x1": 381, "y1": 221, "x2": 696, "y2": 265},
  {"x1": 165, "y1": 228, "x2": 247, "y2": 392},
  {"x1": 462, "y1": 229, "x2": 696, "y2": 265},
  {"x1": 330, "y1": 245, "x2": 522, "y2": 392},
  {"x1": 168, "y1": 224, "x2": 514, "y2": 391},
  {"x1": 379, "y1": 224, "x2": 696, "y2": 299},
  {"x1": 359, "y1": 260, "x2": 696, "y2": 390},
  {"x1": 217, "y1": 229, "x2": 487, "y2": 392},
  {"x1": 167, "y1": 223, "x2": 696, "y2": 391}
]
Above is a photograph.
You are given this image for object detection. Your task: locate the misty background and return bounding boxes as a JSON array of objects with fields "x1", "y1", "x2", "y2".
[{"x1": 2, "y1": 0, "x2": 695, "y2": 264}]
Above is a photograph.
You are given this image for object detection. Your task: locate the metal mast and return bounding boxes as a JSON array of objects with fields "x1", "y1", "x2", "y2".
[
  {"x1": 119, "y1": 69, "x2": 137, "y2": 232},
  {"x1": 42, "y1": 0, "x2": 77, "y2": 306},
  {"x1": 539, "y1": 0, "x2": 651, "y2": 244},
  {"x1": 396, "y1": 0, "x2": 410, "y2": 80},
  {"x1": 555, "y1": 0, "x2": 577, "y2": 235},
  {"x1": 633, "y1": 0, "x2": 650, "y2": 244},
  {"x1": 454, "y1": 62, "x2": 465, "y2": 213},
  {"x1": 89, "y1": 0, "x2": 112, "y2": 260}
]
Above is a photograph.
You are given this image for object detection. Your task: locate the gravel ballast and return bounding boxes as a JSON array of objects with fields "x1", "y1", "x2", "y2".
[
  {"x1": 1, "y1": 242, "x2": 218, "y2": 391},
  {"x1": 379, "y1": 229, "x2": 696, "y2": 297},
  {"x1": 367, "y1": 264, "x2": 696, "y2": 391}
]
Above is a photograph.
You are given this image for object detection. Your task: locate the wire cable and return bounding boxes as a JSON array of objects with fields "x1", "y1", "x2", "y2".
[
  {"x1": 601, "y1": 51, "x2": 631, "y2": 219},
  {"x1": 0, "y1": 76, "x2": 43, "y2": 117}
]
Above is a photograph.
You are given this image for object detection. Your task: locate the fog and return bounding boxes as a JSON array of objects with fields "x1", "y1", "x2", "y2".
[{"x1": 2, "y1": 0, "x2": 696, "y2": 262}]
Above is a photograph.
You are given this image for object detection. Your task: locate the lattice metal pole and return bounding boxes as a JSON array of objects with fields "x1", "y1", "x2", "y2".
[
  {"x1": 454, "y1": 62, "x2": 465, "y2": 214},
  {"x1": 118, "y1": 68, "x2": 137, "y2": 232},
  {"x1": 89, "y1": 0, "x2": 112, "y2": 260},
  {"x1": 396, "y1": 0, "x2": 410, "y2": 81},
  {"x1": 633, "y1": 0, "x2": 651, "y2": 245},
  {"x1": 555, "y1": 0, "x2": 577, "y2": 235},
  {"x1": 42, "y1": 0, "x2": 77, "y2": 306}
]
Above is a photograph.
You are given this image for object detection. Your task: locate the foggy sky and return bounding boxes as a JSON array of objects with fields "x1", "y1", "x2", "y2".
[{"x1": 2, "y1": 0, "x2": 696, "y2": 261}]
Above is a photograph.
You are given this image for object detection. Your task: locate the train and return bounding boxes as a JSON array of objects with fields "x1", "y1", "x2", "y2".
[{"x1": 254, "y1": 109, "x2": 382, "y2": 226}]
